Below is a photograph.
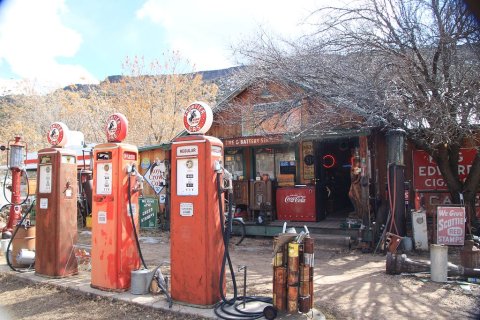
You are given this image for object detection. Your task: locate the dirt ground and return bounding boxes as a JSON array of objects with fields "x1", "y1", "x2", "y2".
[{"x1": 1, "y1": 229, "x2": 479, "y2": 320}]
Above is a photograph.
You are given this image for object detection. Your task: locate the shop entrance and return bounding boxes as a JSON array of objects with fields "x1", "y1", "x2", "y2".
[{"x1": 315, "y1": 137, "x2": 359, "y2": 220}]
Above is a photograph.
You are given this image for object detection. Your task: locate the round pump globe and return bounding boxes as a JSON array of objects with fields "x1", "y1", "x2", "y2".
[
  {"x1": 183, "y1": 101, "x2": 213, "y2": 134},
  {"x1": 105, "y1": 113, "x2": 128, "y2": 142},
  {"x1": 47, "y1": 122, "x2": 69, "y2": 147}
]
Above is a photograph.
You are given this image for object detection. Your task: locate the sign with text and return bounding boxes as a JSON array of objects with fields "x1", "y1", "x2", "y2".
[
  {"x1": 436, "y1": 206, "x2": 465, "y2": 246},
  {"x1": 223, "y1": 135, "x2": 284, "y2": 147},
  {"x1": 413, "y1": 149, "x2": 476, "y2": 191}
]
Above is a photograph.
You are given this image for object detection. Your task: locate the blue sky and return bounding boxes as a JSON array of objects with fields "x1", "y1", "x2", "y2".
[{"x1": 0, "y1": 0, "x2": 326, "y2": 94}]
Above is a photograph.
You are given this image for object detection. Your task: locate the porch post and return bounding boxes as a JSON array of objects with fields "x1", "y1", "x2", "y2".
[{"x1": 386, "y1": 129, "x2": 407, "y2": 236}]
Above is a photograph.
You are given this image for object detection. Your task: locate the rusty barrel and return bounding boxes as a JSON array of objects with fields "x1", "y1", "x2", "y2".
[
  {"x1": 287, "y1": 285, "x2": 298, "y2": 313},
  {"x1": 299, "y1": 265, "x2": 310, "y2": 296},
  {"x1": 288, "y1": 242, "x2": 299, "y2": 286},
  {"x1": 274, "y1": 266, "x2": 287, "y2": 312},
  {"x1": 299, "y1": 295, "x2": 311, "y2": 313},
  {"x1": 460, "y1": 240, "x2": 480, "y2": 269},
  {"x1": 274, "y1": 251, "x2": 284, "y2": 267}
]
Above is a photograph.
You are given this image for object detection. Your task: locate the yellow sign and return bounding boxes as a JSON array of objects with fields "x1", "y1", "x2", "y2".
[{"x1": 303, "y1": 141, "x2": 314, "y2": 180}]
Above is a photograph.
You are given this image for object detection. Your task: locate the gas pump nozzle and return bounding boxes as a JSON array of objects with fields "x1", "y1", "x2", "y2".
[
  {"x1": 127, "y1": 164, "x2": 144, "y2": 194},
  {"x1": 222, "y1": 168, "x2": 233, "y2": 193},
  {"x1": 214, "y1": 160, "x2": 233, "y2": 193}
]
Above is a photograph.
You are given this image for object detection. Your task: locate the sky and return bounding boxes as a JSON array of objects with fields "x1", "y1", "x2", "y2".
[{"x1": 0, "y1": 0, "x2": 326, "y2": 95}]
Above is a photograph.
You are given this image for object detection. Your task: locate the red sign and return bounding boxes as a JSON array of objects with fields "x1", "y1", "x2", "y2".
[
  {"x1": 436, "y1": 206, "x2": 465, "y2": 245},
  {"x1": 106, "y1": 113, "x2": 128, "y2": 142},
  {"x1": 123, "y1": 152, "x2": 137, "y2": 161},
  {"x1": 413, "y1": 149, "x2": 477, "y2": 191},
  {"x1": 183, "y1": 102, "x2": 213, "y2": 134}
]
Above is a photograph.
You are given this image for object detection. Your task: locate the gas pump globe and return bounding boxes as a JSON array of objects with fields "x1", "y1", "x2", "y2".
[
  {"x1": 2, "y1": 136, "x2": 27, "y2": 236},
  {"x1": 8, "y1": 136, "x2": 26, "y2": 169}
]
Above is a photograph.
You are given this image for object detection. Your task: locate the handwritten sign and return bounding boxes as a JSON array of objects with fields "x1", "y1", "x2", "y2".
[{"x1": 436, "y1": 206, "x2": 465, "y2": 245}]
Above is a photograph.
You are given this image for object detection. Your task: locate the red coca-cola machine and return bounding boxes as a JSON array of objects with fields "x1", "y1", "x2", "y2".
[{"x1": 276, "y1": 186, "x2": 316, "y2": 222}]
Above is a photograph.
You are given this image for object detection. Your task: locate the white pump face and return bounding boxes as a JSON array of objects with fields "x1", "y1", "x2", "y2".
[{"x1": 177, "y1": 158, "x2": 199, "y2": 196}]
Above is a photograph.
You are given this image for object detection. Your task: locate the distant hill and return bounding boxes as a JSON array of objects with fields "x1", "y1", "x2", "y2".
[{"x1": 63, "y1": 66, "x2": 246, "y2": 103}]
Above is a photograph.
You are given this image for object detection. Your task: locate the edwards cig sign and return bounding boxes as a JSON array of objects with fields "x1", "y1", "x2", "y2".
[
  {"x1": 436, "y1": 206, "x2": 465, "y2": 246},
  {"x1": 413, "y1": 149, "x2": 476, "y2": 191}
]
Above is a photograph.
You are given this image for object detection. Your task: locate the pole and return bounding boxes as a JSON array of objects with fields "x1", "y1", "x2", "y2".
[{"x1": 5, "y1": 167, "x2": 22, "y2": 232}]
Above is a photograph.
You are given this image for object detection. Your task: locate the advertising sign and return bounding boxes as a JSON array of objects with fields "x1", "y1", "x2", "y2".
[
  {"x1": 436, "y1": 206, "x2": 465, "y2": 245},
  {"x1": 143, "y1": 160, "x2": 168, "y2": 195},
  {"x1": 413, "y1": 149, "x2": 476, "y2": 191}
]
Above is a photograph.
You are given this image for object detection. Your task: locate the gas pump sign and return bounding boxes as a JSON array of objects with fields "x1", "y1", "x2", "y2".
[
  {"x1": 96, "y1": 163, "x2": 112, "y2": 195},
  {"x1": 413, "y1": 149, "x2": 476, "y2": 191}
]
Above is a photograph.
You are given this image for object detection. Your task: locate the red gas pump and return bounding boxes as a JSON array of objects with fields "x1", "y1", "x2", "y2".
[
  {"x1": 91, "y1": 113, "x2": 140, "y2": 291},
  {"x1": 170, "y1": 102, "x2": 225, "y2": 306},
  {"x1": 2, "y1": 136, "x2": 27, "y2": 236},
  {"x1": 35, "y1": 122, "x2": 78, "y2": 277}
]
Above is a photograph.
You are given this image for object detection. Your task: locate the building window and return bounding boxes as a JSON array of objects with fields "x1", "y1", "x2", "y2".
[
  {"x1": 225, "y1": 149, "x2": 244, "y2": 180},
  {"x1": 254, "y1": 146, "x2": 296, "y2": 180}
]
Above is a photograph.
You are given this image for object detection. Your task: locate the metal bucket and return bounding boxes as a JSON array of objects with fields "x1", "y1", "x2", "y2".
[
  {"x1": 11, "y1": 226, "x2": 35, "y2": 267},
  {"x1": 430, "y1": 244, "x2": 448, "y2": 282},
  {"x1": 402, "y1": 237, "x2": 413, "y2": 252},
  {"x1": 130, "y1": 269, "x2": 155, "y2": 295}
]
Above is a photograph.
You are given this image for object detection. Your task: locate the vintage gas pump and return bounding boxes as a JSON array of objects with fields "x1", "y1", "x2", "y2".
[
  {"x1": 1, "y1": 136, "x2": 27, "y2": 236},
  {"x1": 170, "y1": 102, "x2": 225, "y2": 306},
  {"x1": 90, "y1": 113, "x2": 140, "y2": 291},
  {"x1": 35, "y1": 122, "x2": 78, "y2": 277}
]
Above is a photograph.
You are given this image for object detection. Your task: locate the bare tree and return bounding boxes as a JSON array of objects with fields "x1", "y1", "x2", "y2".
[{"x1": 235, "y1": 0, "x2": 480, "y2": 231}]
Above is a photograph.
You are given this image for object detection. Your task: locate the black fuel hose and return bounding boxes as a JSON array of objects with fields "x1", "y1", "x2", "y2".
[
  {"x1": 6, "y1": 201, "x2": 35, "y2": 272},
  {"x1": 214, "y1": 173, "x2": 273, "y2": 320},
  {"x1": 127, "y1": 172, "x2": 148, "y2": 270}
]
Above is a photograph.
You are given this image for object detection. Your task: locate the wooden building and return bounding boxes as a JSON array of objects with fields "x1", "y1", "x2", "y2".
[{"x1": 206, "y1": 80, "x2": 386, "y2": 227}]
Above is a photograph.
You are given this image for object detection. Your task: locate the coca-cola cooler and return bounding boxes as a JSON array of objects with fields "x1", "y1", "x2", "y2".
[{"x1": 276, "y1": 186, "x2": 316, "y2": 222}]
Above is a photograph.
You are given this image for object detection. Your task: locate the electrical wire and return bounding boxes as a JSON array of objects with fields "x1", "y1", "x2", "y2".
[
  {"x1": 6, "y1": 201, "x2": 35, "y2": 272},
  {"x1": 214, "y1": 172, "x2": 273, "y2": 320}
]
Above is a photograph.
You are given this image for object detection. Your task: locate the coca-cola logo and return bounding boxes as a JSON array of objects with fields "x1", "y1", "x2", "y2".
[{"x1": 284, "y1": 195, "x2": 306, "y2": 203}]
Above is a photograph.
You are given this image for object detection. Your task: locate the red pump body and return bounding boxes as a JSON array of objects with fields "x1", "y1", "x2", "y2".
[
  {"x1": 170, "y1": 135, "x2": 225, "y2": 306},
  {"x1": 35, "y1": 148, "x2": 78, "y2": 277},
  {"x1": 90, "y1": 142, "x2": 140, "y2": 291}
]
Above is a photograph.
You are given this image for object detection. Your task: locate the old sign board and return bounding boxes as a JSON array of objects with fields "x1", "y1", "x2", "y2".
[{"x1": 436, "y1": 206, "x2": 465, "y2": 246}]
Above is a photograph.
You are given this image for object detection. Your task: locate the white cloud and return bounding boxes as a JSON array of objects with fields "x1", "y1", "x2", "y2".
[
  {"x1": 136, "y1": 0, "x2": 323, "y2": 71},
  {"x1": 0, "y1": 0, "x2": 98, "y2": 94}
]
